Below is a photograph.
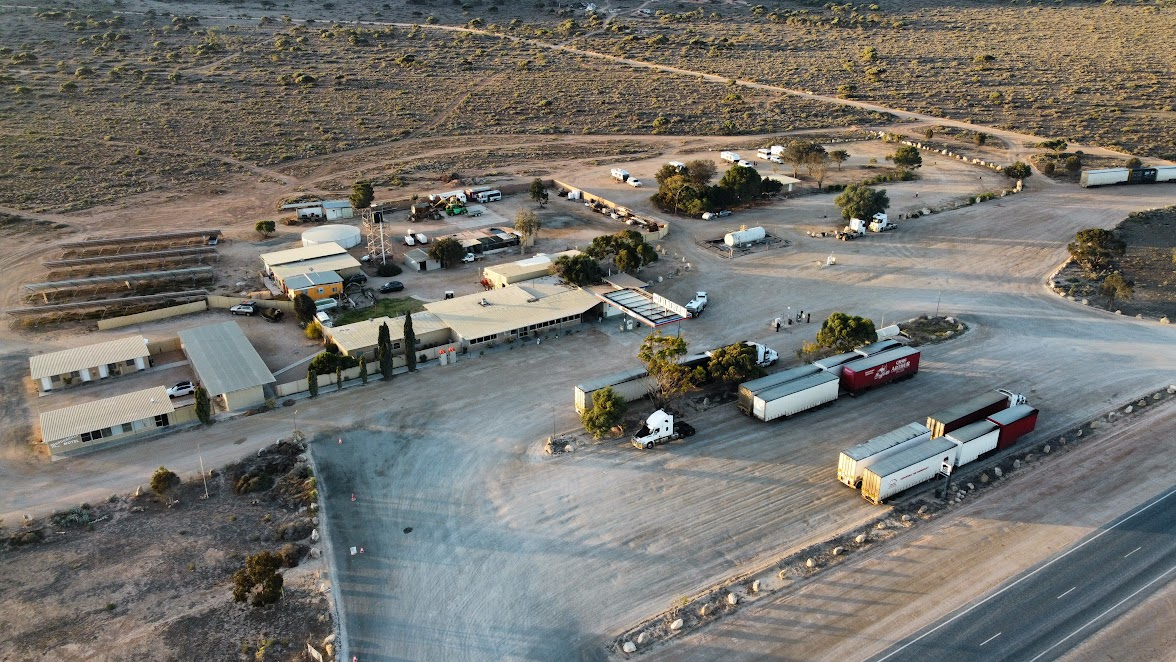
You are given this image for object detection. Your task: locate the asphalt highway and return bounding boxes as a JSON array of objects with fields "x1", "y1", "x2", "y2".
[{"x1": 873, "y1": 484, "x2": 1176, "y2": 662}]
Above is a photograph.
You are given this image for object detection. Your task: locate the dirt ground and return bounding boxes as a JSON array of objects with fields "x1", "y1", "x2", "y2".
[{"x1": 0, "y1": 438, "x2": 335, "y2": 662}]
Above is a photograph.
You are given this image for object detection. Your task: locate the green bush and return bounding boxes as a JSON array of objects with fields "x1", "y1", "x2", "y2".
[{"x1": 376, "y1": 262, "x2": 401, "y2": 277}]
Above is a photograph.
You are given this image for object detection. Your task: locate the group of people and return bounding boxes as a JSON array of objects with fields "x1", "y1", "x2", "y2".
[{"x1": 773, "y1": 310, "x2": 810, "y2": 331}]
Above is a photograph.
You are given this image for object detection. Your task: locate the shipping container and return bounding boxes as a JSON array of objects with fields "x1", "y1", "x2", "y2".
[
  {"x1": 854, "y1": 339, "x2": 903, "y2": 357},
  {"x1": 574, "y1": 367, "x2": 654, "y2": 413},
  {"x1": 751, "y1": 372, "x2": 840, "y2": 421},
  {"x1": 840, "y1": 347, "x2": 920, "y2": 393},
  {"x1": 988, "y1": 404, "x2": 1039, "y2": 450},
  {"x1": 737, "y1": 364, "x2": 823, "y2": 414},
  {"x1": 1079, "y1": 168, "x2": 1128, "y2": 188},
  {"x1": 945, "y1": 420, "x2": 1000, "y2": 466},
  {"x1": 861, "y1": 438, "x2": 957, "y2": 504},
  {"x1": 837, "y1": 422, "x2": 931, "y2": 488},
  {"x1": 813, "y1": 351, "x2": 863, "y2": 377},
  {"x1": 926, "y1": 391, "x2": 1015, "y2": 439}
]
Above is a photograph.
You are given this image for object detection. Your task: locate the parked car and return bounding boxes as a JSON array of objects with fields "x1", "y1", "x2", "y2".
[
  {"x1": 167, "y1": 381, "x2": 196, "y2": 398},
  {"x1": 717, "y1": 210, "x2": 732, "y2": 217},
  {"x1": 262, "y1": 308, "x2": 284, "y2": 323},
  {"x1": 315, "y1": 311, "x2": 334, "y2": 328},
  {"x1": 379, "y1": 281, "x2": 404, "y2": 293},
  {"x1": 462, "y1": 253, "x2": 477, "y2": 263},
  {"x1": 230, "y1": 301, "x2": 257, "y2": 316},
  {"x1": 414, "y1": 233, "x2": 428, "y2": 244},
  {"x1": 345, "y1": 273, "x2": 368, "y2": 286},
  {"x1": 627, "y1": 178, "x2": 643, "y2": 187}
]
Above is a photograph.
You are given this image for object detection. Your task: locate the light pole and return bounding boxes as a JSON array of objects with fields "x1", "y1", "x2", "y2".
[
  {"x1": 293, "y1": 409, "x2": 299, "y2": 439},
  {"x1": 935, "y1": 290, "x2": 942, "y2": 318}
]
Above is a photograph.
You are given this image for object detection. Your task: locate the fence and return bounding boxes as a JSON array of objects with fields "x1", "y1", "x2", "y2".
[
  {"x1": 206, "y1": 295, "x2": 294, "y2": 312},
  {"x1": 96, "y1": 300, "x2": 208, "y2": 330}
]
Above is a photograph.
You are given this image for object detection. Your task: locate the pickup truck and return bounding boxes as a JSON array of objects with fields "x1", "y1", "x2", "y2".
[{"x1": 685, "y1": 292, "x2": 708, "y2": 318}]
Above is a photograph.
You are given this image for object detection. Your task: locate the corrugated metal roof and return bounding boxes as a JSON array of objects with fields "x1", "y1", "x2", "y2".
[
  {"x1": 842, "y1": 347, "x2": 920, "y2": 372},
  {"x1": 867, "y1": 437, "x2": 957, "y2": 479},
  {"x1": 756, "y1": 371, "x2": 839, "y2": 402},
  {"x1": 603, "y1": 272, "x2": 648, "y2": 289},
  {"x1": 484, "y1": 251, "x2": 580, "y2": 280},
  {"x1": 29, "y1": 336, "x2": 150, "y2": 379},
  {"x1": 989, "y1": 404, "x2": 1037, "y2": 425},
  {"x1": 425, "y1": 283, "x2": 599, "y2": 341},
  {"x1": 270, "y1": 254, "x2": 361, "y2": 282},
  {"x1": 325, "y1": 312, "x2": 450, "y2": 355},
  {"x1": 813, "y1": 351, "x2": 862, "y2": 370},
  {"x1": 740, "y1": 364, "x2": 823, "y2": 394},
  {"x1": 855, "y1": 339, "x2": 903, "y2": 357},
  {"x1": 40, "y1": 386, "x2": 173, "y2": 443},
  {"x1": 946, "y1": 419, "x2": 999, "y2": 443},
  {"x1": 576, "y1": 366, "x2": 650, "y2": 394},
  {"x1": 260, "y1": 242, "x2": 346, "y2": 268},
  {"x1": 283, "y1": 270, "x2": 342, "y2": 291},
  {"x1": 928, "y1": 392, "x2": 1008, "y2": 424},
  {"x1": 321, "y1": 200, "x2": 352, "y2": 209},
  {"x1": 844, "y1": 422, "x2": 931, "y2": 461},
  {"x1": 178, "y1": 322, "x2": 275, "y2": 396}
]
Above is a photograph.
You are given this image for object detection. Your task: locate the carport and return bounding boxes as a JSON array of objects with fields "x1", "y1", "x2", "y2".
[{"x1": 595, "y1": 288, "x2": 687, "y2": 328}]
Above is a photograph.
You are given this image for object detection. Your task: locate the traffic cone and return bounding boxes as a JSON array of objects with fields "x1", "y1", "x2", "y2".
[
  {"x1": 351, "y1": 493, "x2": 356, "y2": 502},
  {"x1": 338, "y1": 438, "x2": 343, "y2": 445}
]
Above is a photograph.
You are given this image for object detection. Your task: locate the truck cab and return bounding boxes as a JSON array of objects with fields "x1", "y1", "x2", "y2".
[
  {"x1": 685, "y1": 292, "x2": 708, "y2": 317},
  {"x1": 632, "y1": 409, "x2": 695, "y2": 449},
  {"x1": 868, "y1": 213, "x2": 896, "y2": 232},
  {"x1": 837, "y1": 218, "x2": 866, "y2": 240}
]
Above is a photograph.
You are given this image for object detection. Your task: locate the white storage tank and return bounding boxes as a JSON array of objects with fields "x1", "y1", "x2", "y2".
[
  {"x1": 302, "y1": 224, "x2": 361, "y2": 248},
  {"x1": 724, "y1": 226, "x2": 766, "y2": 247}
]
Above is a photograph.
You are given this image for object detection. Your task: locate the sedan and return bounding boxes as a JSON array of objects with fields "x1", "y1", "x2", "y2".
[
  {"x1": 379, "y1": 281, "x2": 404, "y2": 293},
  {"x1": 167, "y1": 381, "x2": 196, "y2": 398}
]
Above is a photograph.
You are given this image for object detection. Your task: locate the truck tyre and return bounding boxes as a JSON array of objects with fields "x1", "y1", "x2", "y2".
[{"x1": 644, "y1": 441, "x2": 654, "y2": 449}]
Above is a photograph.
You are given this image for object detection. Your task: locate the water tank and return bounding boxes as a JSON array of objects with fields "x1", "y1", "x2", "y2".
[
  {"x1": 302, "y1": 224, "x2": 361, "y2": 248},
  {"x1": 724, "y1": 226, "x2": 766, "y2": 247}
]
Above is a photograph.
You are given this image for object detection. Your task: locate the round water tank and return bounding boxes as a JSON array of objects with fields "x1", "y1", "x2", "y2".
[
  {"x1": 302, "y1": 224, "x2": 361, "y2": 248},
  {"x1": 724, "y1": 226, "x2": 766, "y2": 247}
]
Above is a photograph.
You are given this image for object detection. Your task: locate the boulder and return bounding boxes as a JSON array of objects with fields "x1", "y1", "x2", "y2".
[
  {"x1": 1168, "y1": 385, "x2": 1176, "y2": 394},
  {"x1": 1090, "y1": 420, "x2": 1100, "y2": 429},
  {"x1": 699, "y1": 603, "x2": 712, "y2": 617},
  {"x1": 1044, "y1": 445, "x2": 1051, "y2": 454},
  {"x1": 1013, "y1": 459, "x2": 1021, "y2": 470},
  {"x1": 901, "y1": 514, "x2": 912, "y2": 522},
  {"x1": 564, "y1": 445, "x2": 575, "y2": 453},
  {"x1": 670, "y1": 618, "x2": 684, "y2": 631},
  {"x1": 133, "y1": 486, "x2": 142, "y2": 499},
  {"x1": 966, "y1": 483, "x2": 974, "y2": 491},
  {"x1": 311, "y1": 528, "x2": 320, "y2": 543},
  {"x1": 1155, "y1": 392, "x2": 1164, "y2": 400},
  {"x1": 727, "y1": 593, "x2": 739, "y2": 606},
  {"x1": 980, "y1": 473, "x2": 989, "y2": 483},
  {"x1": 806, "y1": 558, "x2": 816, "y2": 568},
  {"x1": 751, "y1": 580, "x2": 761, "y2": 593},
  {"x1": 623, "y1": 641, "x2": 637, "y2": 653},
  {"x1": 1139, "y1": 399, "x2": 1148, "y2": 407},
  {"x1": 832, "y1": 546, "x2": 845, "y2": 556},
  {"x1": 778, "y1": 569, "x2": 789, "y2": 579},
  {"x1": 993, "y1": 467, "x2": 1003, "y2": 478},
  {"x1": 855, "y1": 534, "x2": 868, "y2": 544},
  {"x1": 1076, "y1": 429, "x2": 1083, "y2": 437},
  {"x1": 637, "y1": 633, "x2": 648, "y2": 646}
]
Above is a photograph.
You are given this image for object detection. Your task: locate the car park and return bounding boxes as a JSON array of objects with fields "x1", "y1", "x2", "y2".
[
  {"x1": 379, "y1": 281, "x2": 404, "y2": 293},
  {"x1": 167, "y1": 381, "x2": 196, "y2": 398},
  {"x1": 230, "y1": 301, "x2": 257, "y2": 316}
]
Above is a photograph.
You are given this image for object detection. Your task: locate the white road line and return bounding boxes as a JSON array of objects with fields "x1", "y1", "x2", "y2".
[
  {"x1": 1125, "y1": 546, "x2": 1142, "y2": 558},
  {"x1": 980, "y1": 632, "x2": 1002, "y2": 646},
  {"x1": 1056, "y1": 587, "x2": 1076, "y2": 599},
  {"x1": 1028, "y1": 563, "x2": 1176, "y2": 662},
  {"x1": 873, "y1": 483, "x2": 1176, "y2": 662}
]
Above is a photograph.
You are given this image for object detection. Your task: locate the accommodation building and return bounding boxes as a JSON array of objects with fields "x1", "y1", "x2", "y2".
[
  {"x1": 282, "y1": 271, "x2": 344, "y2": 301},
  {"x1": 29, "y1": 335, "x2": 151, "y2": 392},
  {"x1": 177, "y1": 322, "x2": 275, "y2": 411},
  {"x1": 39, "y1": 386, "x2": 196, "y2": 457}
]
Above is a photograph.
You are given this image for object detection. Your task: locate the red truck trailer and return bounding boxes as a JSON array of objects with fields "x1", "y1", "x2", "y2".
[
  {"x1": 988, "y1": 404, "x2": 1039, "y2": 450},
  {"x1": 927, "y1": 389, "x2": 1026, "y2": 439},
  {"x1": 840, "y1": 347, "x2": 920, "y2": 394}
]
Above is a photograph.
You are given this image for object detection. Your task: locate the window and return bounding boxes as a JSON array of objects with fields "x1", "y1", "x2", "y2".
[
  {"x1": 126, "y1": 359, "x2": 135, "y2": 366},
  {"x1": 122, "y1": 423, "x2": 134, "y2": 433},
  {"x1": 154, "y1": 414, "x2": 169, "y2": 427},
  {"x1": 393, "y1": 342, "x2": 402, "y2": 350},
  {"x1": 80, "y1": 427, "x2": 112, "y2": 442},
  {"x1": 318, "y1": 287, "x2": 325, "y2": 294}
]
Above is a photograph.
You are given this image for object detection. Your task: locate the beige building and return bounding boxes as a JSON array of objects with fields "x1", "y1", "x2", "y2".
[
  {"x1": 482, "y1": 250, "x2": 581, "y2": 289},
  {"x1": 39, "y1": 386, "x2": 196, "y2": 457},
  {"x1": 260, "y1": 242, "x2": 347, "y2": 273},
  {"x1": 425, "y1": 280, "x2": 601, "y2": 349},
  {"x1": 325, "y1": 311, "x2": 453, "y2": 361},
  {"x1": 270, "y1": 254, "x2": 362, "y2": 286},
  {"x1": 29, "y1": 335, "x2": 151, "y2": 392},
  {"x1": 178, "y1": 322, "x2": 275, "y2": 411}
]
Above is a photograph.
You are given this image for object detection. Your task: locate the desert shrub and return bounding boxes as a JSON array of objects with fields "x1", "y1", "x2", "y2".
[
  {"x1": 376, "y1": 262, "x2": 401, "y2": 277},
  {"x1": 9, "y1": 529, "x2": 44, "y2": 546},
  {"x1": 231, "y1": 551, "x2": 284, "y2": 607},
  {"x1": 276, "y1": 519, "x2": 313, "y2": 541},
  {"x1": 234, "y1": 470, "x2": 275, "y2": 494},
  {"x1": 150, "y1": 466, "x2": 181, "y2": 496},
  {"x1": 277, "y1": 542, "x2": 309, "y2": 567},
  {"x1": 51, "y1": 505, "x2": 93, "y2": 528}
]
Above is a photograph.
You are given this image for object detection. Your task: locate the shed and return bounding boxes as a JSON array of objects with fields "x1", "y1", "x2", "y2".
[
  {"x1": 282, "y1": 270, "x2": 344, "y2": 301},
  {"x1": 29, "y1": 335, "x2": 151, "y2": 392},
  {"x1": 261, "y1": 242, "x2": 347, "y2": 272},
  {"x1": 39, "y1": 386, "x2": 195, "y2": 457},
  {"x1": 762, "y1": 174, "x2": 802, "y2": 193},
  {"x1": 177, "y1": 322, "x2": 275, "y2": 411},
  {"x1": 404, "y1": 248, "x2": 441, "y2": 272},
  {"x1": 321, "y1": 200, "x2": 354, "y2": 221}
]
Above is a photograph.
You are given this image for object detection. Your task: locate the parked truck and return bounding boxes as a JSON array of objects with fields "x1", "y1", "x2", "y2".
[
  {"x1": 610, "y1": 168, "x2": 631, "y2": 182},
  {"x1": 685, "y1": 291, "x2": 708, "y2": 317},
  {"x1": 861, "y1": 437, "x2": 958, "y2": 504},
  {"x1": 868, "y1": 213, "x2": 897, "y2": 232},
  {"x1": 706, "y1": 341, "x2": 779, "y2": 368},
  {"x1": 632, "y1": 409, "x2": 695, "y2": 449},
  {"x1": 839, "y1": 347, "x2": 920, "y2": 394},
  {"x1": 750, "y1": 371, "x2": 840, "y2": 422},
  {"x1": 836, "y1": 218, "x2": 866, "y2": 241},
  {"x1": 813, "y1": 351, "x2": 864, "y2": 377},
  {"x1": 988, "y1": 404, "x2": 1039, "y2": 450},
  {"x1": 720, "y1": 151, "x2": 741, "y2": 163},
  {"x1": 838, "y1": 422, "x2": 932, "y2": 488},
  {"x1": 738, "y1": 364, "x2": 823, "y2": 415},
  {"x1": 927, "y1": 389, "x2": 1026, "y2": 439},
  {"x1": 944, "y1": 420, "x2": 1000, "y2": 466}
]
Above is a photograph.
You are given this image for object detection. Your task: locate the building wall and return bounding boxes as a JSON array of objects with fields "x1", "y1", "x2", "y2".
[
  {"x1": 222, "y1": 384, "x2": 267, "y2": 411},
  {"x1": 40, "y1": 356, "x2": 149, "y2": 392},
  {"x1": 483, "y1": 264, "x2": 551, "y2": 289},
  {"x1": 98, "y1": 300, "x2": 208, "y2": 331},
  {"x1": 290, "y1": 282, "x2": 343, "y2": 301},
  {"x1": 45, "y1": 409, "x2": 184, "y2": 457},
  {"x1": 339, "y1": 326, "x2": 455, "y2": 360},
  {"x1": 459, "y1": 314, "x2": 584, "y2": 349}
]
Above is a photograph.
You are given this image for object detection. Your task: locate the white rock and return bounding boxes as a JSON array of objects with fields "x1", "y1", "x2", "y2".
[
  {"x1": 993, "y1": 467, "x2": 1003, "y2": 477},
  {"x1": 670, "y1": 618, "x2": 684, "y2": 631},
  {"x1": 751, "y1": 580, "x2": 761, "y2": 593},
  {"x1": 980, "y1": 473, "x2": 989, "y2": 483},
  {"x1": 806, "y1": 558, "x2": 816, "y2": 568},
  {"x1": 1043, "y1": 445, "x2": 1050, "y2": 454},
  {"x1": 699, "y1": 603, "x2": 712, "y2": 617},
  {"x1": 1155, "y1": 392, "x2": 1164, "y2": 400},
  {"x1": 623, "y1": 641, "x2": 637, "y2": 653},
  {"x1": 1168, "y1": 385, "x2": 1176, "y2": 394},
  {"x1": 309, "y1": 548, "x2": 321, "y2": 559},
  {"x1": 1139, "y1": 399, "x2": 1148, "y2": 407},
  {"x1": 134, "y1": 485, "x2": 142, "y2": 498},
  {"x1": 637, "y1": 633, "x2": 648, "y2": 645},
  {"x1": 855, "y1": 534, "x2": 867, "y2": 544},
  {"x1": 832, "y1": 546, "x2": 845, "y2": 556},
  {"x1": 311, "y1": 528, "x2": 320, "y2": 542},
  {"x1": 1125, "y1": 405, "x2": 1133, "y2": 414},
  {"x1": 564, "y1": 445, "x2": 575, "y2": 453},
  {"x1": 1090, "y1": 420, "x2": 1100, "y2": 429},
  {"x1": 1077, "y1": 429, "x2": 1083, "y2": 437},
  {"x1": 1013, "y1": 459, "x2": 1021, "y2": 470},
  {"x1": 323, "y1": 633, "x2": 336, "y2": 646},
  {"x1": 727, "y1": 593, "x2": 739, "y2": 606},
  {"x1": 967, "y1": 483, "x2": 974, "y2": 490},
  {"x1": 901, "y1": 514, "x2": 912, "y2": 522},
  {"x1": 778, "y1": 569, "x2": 788, "y2": 579}
]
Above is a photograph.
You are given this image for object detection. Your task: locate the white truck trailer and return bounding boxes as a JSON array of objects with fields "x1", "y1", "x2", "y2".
[
  {"x1": 944, "y1": 419, "x2": 1000, "y2": 466},
  {"x1": 813, "y1": 351, "x2": 865, "y2": 377},
  {"x1": 750, "y1": 371, "x2": 840, "y2": 422},
  {"x1": 861, "y1": 437, "x2": 958, "y2": 504},
  {"x1": 720, "y1": 151, "x2": 741, "y2": 163},
  {"x1": 837, "y1": 422, "x2": 932, "y2": 488},
  {"x1": 737, "y1": 364, "x2": 824, "y2": 415}
]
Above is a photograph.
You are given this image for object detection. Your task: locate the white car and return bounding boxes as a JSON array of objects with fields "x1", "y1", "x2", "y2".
[
  {"x1": 462, "y1": 253, "x2": 477, "y2": 263},
  {"x1": 628, "y1": 178, "x2": 643, "y2": 187},
  {"x1": 167, "y1": 381, "x2": 196, "y2": 398}
]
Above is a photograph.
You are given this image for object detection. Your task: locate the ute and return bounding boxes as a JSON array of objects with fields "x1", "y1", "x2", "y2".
[{"x1": 632, "y1": 410, "x2": 695, "y2": 449}]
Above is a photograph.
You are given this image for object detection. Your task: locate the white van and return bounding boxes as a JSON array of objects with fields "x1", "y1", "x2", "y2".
[
  {"x1": 404, "y1": 234, "x2": 416, "y2": 246},
  {"x1": 315, "y1": 311, "x2": 334, "y2": 328},
  {"x1": 414, "y1": 233, "x2": 428, "y2": 244}
]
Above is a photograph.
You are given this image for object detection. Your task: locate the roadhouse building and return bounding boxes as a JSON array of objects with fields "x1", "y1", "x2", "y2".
[
  {"x1": 324, "y1": 311, "x2": 453, "y2": 360},
  {"x1": 29, "y1": 335, "x2": 151, "y2": 392},
  {"x1": 178, "y1": 322, "x2": 275, "y2": 410},
  {"x1": 424, "y1": 280, "x2": 601, "y2": 349},
  {"x1": 39, "y1": 386, "x2": 196, "y2": 457}
]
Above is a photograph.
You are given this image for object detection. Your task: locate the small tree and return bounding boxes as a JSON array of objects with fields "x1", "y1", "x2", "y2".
[
  {"x1": 718, "y1": 164, "x2": 764, "y2": 204},
  {"x1": 683, "y1": 159, "x2": 717, "y2": 187},
  {"x1": 514, "y1": 208, "x2": 541, "y2": 253},
  {"x1": 1003, "y1": 162, "x2": 1032, "y2": 180},
  {"x1": 974, "y1": 131, "x2": 988, "y2": 146},
  {"x1": 786, "y1": 141, "x2": 823, "y2": 177},
  {"x1": 1064, "y1": 155, "x2": 1082, "y2": 172},
  {"x1": 1124, "y1": 157, "x2": 1143, "y2": 169},
  {"x1": 552, "y1": 253, "x2": 603, "y2": 286},
  {"x1": 638, "y1": 331, "x2": 702, "y2": 406},
  {"x1": 427, "y1": 237, "x2": 465, "y2": 267},
  {"x1": 307, "y1": 367, "x2": 318, "y2": 397},
  {"x1": 150, "y1": 466, "x2": 181, "y2": 498},
  {"x1": 1068, "y1": 228, "x2": 1125, "y2": 276},
  {"x1": 1041, "y1": 138, "x2": 1068, "y2": 155},
  {"x1": 231, "y1": 551, "x2": 284, "y2": 607},
  {"x1": 403, "y1": 314, "x2": 417, "y2": 372},
  {"x1": 529, "y1": 178, "x2": 549, "y2": 207},
  {"x1": 922, "y1": 127, "x2": 934, "y2": 140},
  {"x1": 707, "y1": 343, "x2": 765, "y2": 385},
  {"x1": 292, "y1": 293, "x2": 316, "y2": 326},
  {"x1": 194, "y1": 386, "x2": 211, "y2": 425},
  {"x1": 349, "y1": 180, "x2": 374, "y2": 209},
  {"x1": 378, "y1": 323, "x2": 394, "y2": 380},
  {"x1": 581, "y1": 387, "x2": 627, "y2": 439},
  {"x1": 829, "y1": 149, "x2": 849, "y2": 171},
  {"x1": 889, "y1": 145, "x2": 922, "y2": 170},
  {"x1": 816, "y1": 312, "x2": 878, "y2": 353},
  {"x1": 254, "y1": 220, "x2": 276, "y2": 238},
  {"x1": 806, "y1": 151, "x2": 830, "y2": 188},
  {"x1": 1100, "y1": 272, "x2": 1133, "y2": 310},
  {"x1": 834, "y1": 184, "x2": 890, "y2": 221},
  {"x1": 359, "y1": 355, "x2": 368, "y2": 384}
]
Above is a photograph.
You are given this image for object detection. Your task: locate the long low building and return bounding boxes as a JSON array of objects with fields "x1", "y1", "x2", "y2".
[
  {"x1": 270, "y1": 253, "x2": 362, "y2": 285},
  {"x1": 325, "y1": 311, "x2": 453, "y2": 360},
  {"x1": 29, "y1": 335, "x2": 151, "y2": 392},
  {"x1": 260, "y1": 241, "x2": 348, "y2": 272},
  {"x1": 39, "y1": 386, "x2": 196, "y2": 457},
  {"x1": 178, "y1": 321, "x2": 275, "y2": 411},
  {"x1": 482, "y1": 250, "x2": 580, "y2": 289},
  {"x1": 424, "y1": 279, "x2": 601, "y2": 349}
]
